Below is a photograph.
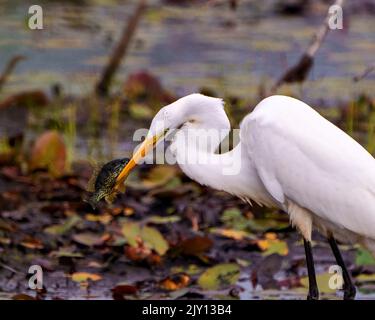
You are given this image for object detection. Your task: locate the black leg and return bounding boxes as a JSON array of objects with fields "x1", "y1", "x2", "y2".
[
  {"x1": 303, "y1": 238, "x2": 319, "y2": 300},
  {"x1": 327, "y1": 236, "x2": 356, "y2": 300}
]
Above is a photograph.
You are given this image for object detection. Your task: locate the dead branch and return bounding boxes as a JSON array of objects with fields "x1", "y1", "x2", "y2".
[
  {"x1": 0, "y1": 90, "x2": 49, "y2": 110},
  {"x1": 95, "y1": 0, "x2": 147, "y2": 97},
  {"x1": 269, "y1": 0, "x2": 344, "y2": 94},
  {"x1": 0, "y1": 55, "x2": 26, "y2": 92},
  {"x1": 353, "y1": 63, "x2": 375, "y2": 82},
  {"x1": 229, "y1": 0, "x2": 238, "y2": 11}
]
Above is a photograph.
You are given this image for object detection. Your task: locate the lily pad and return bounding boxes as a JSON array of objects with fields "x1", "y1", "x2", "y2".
[
  {"x1": 300, "y1": 273, "x2": 337, "y2": 294},
  {"x1": 198, "y1": 263, "x2": 240, "y2": 290},
  {"x1": 220, "y1": 208, "x2": 249, "y2": 231},
  {"x1": 121, "y1": 222, "x2": 169, "y2": 255},
  {"x1": 355, "y1": 247, "x2": 375, "y2": 266}
]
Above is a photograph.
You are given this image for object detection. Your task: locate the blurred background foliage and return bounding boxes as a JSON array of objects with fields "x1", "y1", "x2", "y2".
[{"x1": 0, "y1": 0, "x2": 375, "y2": 300}]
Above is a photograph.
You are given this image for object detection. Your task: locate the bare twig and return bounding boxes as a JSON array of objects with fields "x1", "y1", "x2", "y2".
[
  {"x1": 0, "y1": 261, "x2": 20, "y2": 274},
  {"x1": 95, "y1": 0, "x2": 147, "y2": 97},
  {"x1": 353, "y1": 63, "x2": 375, "y2": 82},
  {"x1": 0, "y1": 55, "x2": 26, "y2": 92},
  {"x1": 270, "y1": 0, "x2": 344, "y2": 94}
]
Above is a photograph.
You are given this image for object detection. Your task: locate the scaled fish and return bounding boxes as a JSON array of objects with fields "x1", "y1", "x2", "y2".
[{"x1": 86, "y1": 158, "x2": 129, "y2": 209}]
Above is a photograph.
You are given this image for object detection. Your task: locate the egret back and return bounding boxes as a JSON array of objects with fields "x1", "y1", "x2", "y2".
[{"x1": 242, "y1": 95, "x2": 375, "y2": 241}]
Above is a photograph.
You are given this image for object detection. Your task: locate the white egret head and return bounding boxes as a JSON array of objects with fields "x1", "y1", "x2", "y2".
[
  {"x1": 114, "y1": 93, "x2": 230, "y2": 188},
  {"x1": 148, "y1": 93, "x2": 228, "y2": 136}
]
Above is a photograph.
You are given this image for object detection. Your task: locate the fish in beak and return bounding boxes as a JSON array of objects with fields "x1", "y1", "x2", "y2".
[
  {"x1": 113, "y1": 130, "x2": 167, "y2": 192},
  {"x1": 85, "y1": 158, "x2": 130, "y2": 209}
]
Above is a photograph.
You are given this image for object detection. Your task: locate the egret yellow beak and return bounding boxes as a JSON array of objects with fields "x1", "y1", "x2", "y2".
[{"x1": 114, "y1": 131, "x2": 166, "y2": 191}]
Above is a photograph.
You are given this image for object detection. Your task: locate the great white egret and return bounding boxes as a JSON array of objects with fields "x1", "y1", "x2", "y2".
[{"x1": 114, "y1": 93, "x2": 375, "y2": 300}]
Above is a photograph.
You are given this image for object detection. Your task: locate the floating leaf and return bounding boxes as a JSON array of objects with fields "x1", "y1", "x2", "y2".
[
  {"x1": 247, "y1": 218, "x2": 289, "y2": 232},
  {"x1": 147, "y1": 215, "x2": 180, "y2": 224},
  {"x1": 141, "y1": 226, "x2": 169, "y2": 255},
  {"x1": 300, "y1": 273, "x2": 336, "y2": 294},
  {"x1": 71, "y1": 272, "x2": 102, "y2": 283},
  {"x1": 72, "y1": 233, "x2": 106, "y2": 247},
  {"x1": 110, "y1": 235, "x2": 127, "y2": 247},
  {"x1": 121, "y1": 222, "x2": 141, "y2": 247},
  {"x1": 221, "y1": 208, "x2": 242, "y2": 221},
  {"x1": 355, "y1": 247, "x2": 375, "y2": 266},
  {"x1": 122, "y1": 222, "x2": 169, "y2": 256},
  {"x1": 29, "y1": 130, "x2": 67, "y2": 177},
  {"x1": 220, "y1": 207, "x2": 249, "y2": 230},
  {"x1": 171, "y1": 264, "x2": 202, "y2": 276},
  {"x1": 44, "y1": 215, "x2": 81, "y2": 235},
  {"x1": 209, "y1": 227, "x2": 253, "y2": 241},
  {"x1": 177, "y1": 236, "x2": 213, "y2": 257},
  {"x1": 220, "y1": 208, "x2": 288, "y2": 233},
  {"x1": 198, "y1": 264, "x2": 240, "y2": 290},
  {"x1": 257, "y1": 233, "x2": 288, "y2": 256},
  {"x1": 355, "y1": 274, "x2": 375, "y2": 283}
]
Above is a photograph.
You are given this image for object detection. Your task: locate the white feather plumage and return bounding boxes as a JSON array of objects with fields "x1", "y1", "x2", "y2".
[{"x1": 150, "y1": 93, "x2": 375, "y2": 253}]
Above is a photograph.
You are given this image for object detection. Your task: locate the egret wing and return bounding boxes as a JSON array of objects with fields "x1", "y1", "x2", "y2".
[{"x1": 241, "y1": 96, "x2": 375, "y2": 239}]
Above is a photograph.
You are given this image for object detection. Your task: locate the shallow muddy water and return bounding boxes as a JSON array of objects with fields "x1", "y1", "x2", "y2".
[{"x1": 1, "y1": 0, "x2": 374, "y2": 102}]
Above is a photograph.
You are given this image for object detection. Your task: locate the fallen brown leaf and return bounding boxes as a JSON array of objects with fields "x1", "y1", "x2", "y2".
[
  {"x1": 112, "y1": 284, "x2": 138, "y2": 300},
  {"x1": 177, "y1": 236, "x2": 213, "y2": 257},
  {"x1": 29, "y1": 130, "x2": 66, "y2": 178},
  {"x1": 20, "y1": 237, "x2": 44, "y2": 250}
]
